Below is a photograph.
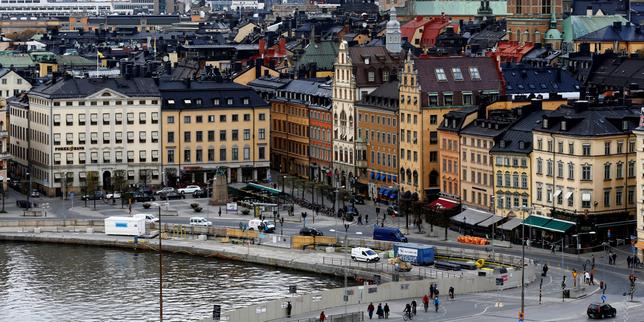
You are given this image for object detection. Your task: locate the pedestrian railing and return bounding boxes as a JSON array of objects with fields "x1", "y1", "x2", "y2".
[
  {"x1": 284, "y1": 311, "x2": 363, "y2": 322},
  {"x1": 321, "y1": 257, "x2": 460, "y2": 280}
]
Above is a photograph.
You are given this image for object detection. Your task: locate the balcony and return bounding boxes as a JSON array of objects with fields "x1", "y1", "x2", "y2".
[
  {"x1": 356, "y1": 159, "x2": 368, "y2": 169},
  {"x1": 0, "y1": 131, "x2": 8, "y2": 138},
  {"x1": 0, "y1": 152, "x2": 10, "y2": 160}
]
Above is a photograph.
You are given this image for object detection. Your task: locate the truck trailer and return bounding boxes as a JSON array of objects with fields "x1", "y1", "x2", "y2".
[
  {"x1": 393, "y1": 243, "x2": 436, "y2": 265},
  {"x1": 105, "y1": 216, "x2": 146, "y2": 237}
]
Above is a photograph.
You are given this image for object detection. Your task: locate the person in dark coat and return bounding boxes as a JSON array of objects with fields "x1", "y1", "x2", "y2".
[
  {"x1": 383, "y1": 303, "x2": 389, "y2": 319},
  {"x1": 286, "y1": 301, "x2": 292, "y2": 318},
  {"x1": 376, "y1": 303, "x2": 384, "y2": 319},
  {"x1": 367, "y1": 302, "x2": 375, "y2": 319}
]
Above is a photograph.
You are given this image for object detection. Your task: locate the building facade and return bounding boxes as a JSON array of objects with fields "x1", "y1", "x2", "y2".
[
  {"x1": 160, "y1": 81, "x2": 270, "y2": 185},
  {"x1": 308, "y1": 87, "x2": 333, "y2": 185},
  {"x1": 9, "y1": 77, "x2": 162, "y2": 197},
  {"x1": 0, "y1": 69, "x2": 31, "y2": 191},
  {"x1": 506, "y1": 0, "x2": 563, "y2": 44},
  {"x1": 355, "y1": 81, "x2": 399, "y2": 201},
  {"x1": 531, "y1": 102, "x2": 639, "y2": 246}
]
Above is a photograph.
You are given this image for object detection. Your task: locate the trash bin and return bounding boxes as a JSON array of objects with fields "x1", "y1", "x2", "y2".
[{"x1": 563, "y1": 289, "x2": 570, "y2": 298}]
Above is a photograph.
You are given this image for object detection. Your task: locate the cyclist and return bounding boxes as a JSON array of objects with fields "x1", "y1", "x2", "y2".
[
  {"x1": 411, "y1": 300, "x2": 417, "y2": 316},
  {"x1": 403, "y1": 303, "x2": 413, "y2": 320}
]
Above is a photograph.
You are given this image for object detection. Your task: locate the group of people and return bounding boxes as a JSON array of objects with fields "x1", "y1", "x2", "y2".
[
  {"x1": 365, "y1": 302, "x2": 390, "y2": 319},
  {"x1": 627, "y1": 255, "x2": 640, "y2": 268}
]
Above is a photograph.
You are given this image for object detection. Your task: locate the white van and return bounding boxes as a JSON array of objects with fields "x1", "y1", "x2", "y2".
[
  {"x1": 351, "y1": 247, "x2": 380, "y2": 263},
  {"x1": 133, "y1": 213, "x2": 159, "y2": 223},
  {"x1": 248, "y1": 219, "x2": 275, "y2": 232},
  {"x1": 190, "y1": 217, "x2": 212, "y2": 226}
]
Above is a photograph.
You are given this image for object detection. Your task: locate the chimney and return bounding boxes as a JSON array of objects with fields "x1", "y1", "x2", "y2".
[
  {"x1": 279, "y1": 37, "x2": 286, "y2": 56},
  {"x1": 613, "y1": 21, "x2": 622, "y2": 32},
  {"x1": 259, "y1": 37, "x2": 266, "y2": 56},
  {"x1": 586, "y1": 6, "x2": 593, "y2": 16},
  {"x1": 255, "y1": 58, "x2": 263, "y2": 79}
]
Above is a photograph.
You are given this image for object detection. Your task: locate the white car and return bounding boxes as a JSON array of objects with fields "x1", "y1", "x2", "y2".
[
  {"x1": 248, "y1": 219, "x2": 275, "y2": 232},
  {"x1": 133, "y1": 213, "x2": 159, "y2": 223},
  {"x1": 351, "y1": 247, "x2": 380, "y2": 263},
  {"x1": 106, "y1": 192, "x2": 121, "y2": 199},
  {"x1": 189, "y1": 217, "x2": 212, "y2": 226},
  {"x1": 155, "y1": 187, "x2": 175, "y2": 195},
  {"x1": 178, "y1": 185, "x2": 202, "y2": 194}
]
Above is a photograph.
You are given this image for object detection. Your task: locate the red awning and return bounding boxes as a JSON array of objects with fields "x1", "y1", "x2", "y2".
[{"x1": 429, "y1": 197, "x2": 458, "y2": 210}]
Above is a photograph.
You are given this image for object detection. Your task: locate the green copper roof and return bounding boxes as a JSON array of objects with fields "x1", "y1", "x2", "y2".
[
  {"x1": 295, "y1": 41, "x2": 339, "y2": 71},
  {"x1": 398, "y1": 0, "x2": 508, "y2": 17},
  {"x1": 0, "y1": 54, "x2": 34, "y2": 68},
  {"x1": 563, "y1": 15, "x2": 629, "y2": 43}
]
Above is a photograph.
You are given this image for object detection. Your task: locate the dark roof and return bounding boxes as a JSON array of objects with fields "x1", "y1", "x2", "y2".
[
  {"x1": 414, "y1": 56, "x2": 503, "y2": 98},
  {"x1": 460, "y1": 109, "x2": 520, "y2": 137},
  {"x1": 280, "y1": 79, "x2": 332, "y2": 98},
  {"x1": 502, "y1": 65, "x2": 580, "y2": 94},
  {"x1": 576, "y1": 23, "x2": 644, "y2": 42},
  {"x1": 437, "y1": 106, "x2": 478, "y2": 132},
  {"x1": 30, "y1": 77, "x2": 159, "y2": 99},
  {"x1": 296, "y1": 41, "x2": 339, "y2": 71},
  {"x1": 348, "y1": 46, "x2": 401, "y2": 87},
  {"x1": 158, "y1": 80, "x2": 267, "y2": 110},
  {"x1": 490, "y1": 108, "x2": 548, "y2": 154},
  {"x1": 248, "y1": 77, "x2": 291, "y2": 90},
  {"x1": 571, "y1": 0, "x2": 627, "y2": 16},
  {"x1": 586, "y1": 56, "x2": 644, "y2": 88},
  {"x1": 536, "y1": 104, "x2": 640, "y2": 136},
  {"x1": 356, "y1": 81, "x2": 399, "y2": 112}
]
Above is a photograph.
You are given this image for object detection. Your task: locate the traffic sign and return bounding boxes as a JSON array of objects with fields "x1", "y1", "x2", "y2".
[{"x1": 601, "y1": 294, "x2": 607, "y2": 303}]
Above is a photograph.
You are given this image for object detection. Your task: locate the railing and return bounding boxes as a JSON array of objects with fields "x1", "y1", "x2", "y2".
[
  {"x1": 284, "y1": 311, "x2": 363, "y2": 322},
  {"x1": 321, "y1": 257, "x2": 460, "y2": 279}
]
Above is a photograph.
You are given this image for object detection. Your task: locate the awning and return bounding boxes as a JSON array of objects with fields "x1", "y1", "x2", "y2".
[
  {"x1": 370, "y1": 172, "x2": 374, "y2": 179},
  {"x1": 429, "y1": 197, "x2": 459, "y2": 210},
  {"x1": 451, "y1": 208, "x2": 493, "y2": 225},
  {"x1": 477, "y1": 215, "x2": 505, "y2": 227},
  {"x1": 379, "y1": 187, "x2": 386, "y2": 195},
  {"x1": 595, "y1": 220, "x2": 637, "y2": 228},
  {"x1": 247, "y1": 182, "x2": 282, "y2": 195},
  {"x1": 499, "y1": 217, "x2": 523, "y2": 231},
  {"x1": 582, "y1": 192, "x2": 591, "y2": 202},
  {"x1": 565, "y1": 191, "x2": 573, "y2": 200},
  {"x1": 387, "y1": 175, "x2": 392, "y2": 181},
  {"x1": 393, "y1": 176, "x2": 397, "y2": 182},
  {"x1": 523, "y1": 215, "x2": 575, "y2": 233},
  {"x1": 554, "y1": 190, "x2": 562, "y2": 198},
  {"x1": 543, "y1": 218, "x2": 575, "y2": 233}
]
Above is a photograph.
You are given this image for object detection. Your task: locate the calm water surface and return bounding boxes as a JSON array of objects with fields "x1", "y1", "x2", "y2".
[{"x1": 0, "y1": 242, "x2": 343, "y2": 321}]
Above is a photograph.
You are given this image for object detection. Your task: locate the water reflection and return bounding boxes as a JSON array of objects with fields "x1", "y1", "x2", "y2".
[{"x1": 0, "y1": 242, "x2": 343, "y2": 321}]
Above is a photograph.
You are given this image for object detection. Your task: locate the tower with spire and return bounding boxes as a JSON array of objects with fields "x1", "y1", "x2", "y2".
[
  {"x1": 386, "y1": 7, "x2": 402, "y2": 54},
  {"x1": 544, "y1": 0, "x2": 562, "y2": 49}
]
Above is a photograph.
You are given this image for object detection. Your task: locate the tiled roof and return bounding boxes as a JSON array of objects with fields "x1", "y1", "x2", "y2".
[
  {"x1": 414, "y1": 56, "x2": 503, "y2": 94},
  {"x1": 397, "y1": 0, "x2": 508, "y2": 16},
  {"x1": 562, "y1": 15, "x2": 629, "y2": 43},
  {"x1": 356, "y1": 81, "x2": 400, "y2": 112},
  {"x1": 348, "y1": 46, "x2": 401, "y2": 87},
  {"x1": 576, "y1": 23, "x2": 644, "y2": 42},
  {"x1": 502, "y1": 65, "x2": 580, "y2": 95},
  {"x1": 490, "y1": 109, "x2": 548, "y2": 154},
  {"x1": 586, "y1": 56, "x2": 644, "y2": 88},
  {"x1": 537, "y1": 104, "x2": 640, "y2": 136},
  {"x1": 281, "y1": 79, "x2": 332, "y2": 98},
  {"x1": 571, "y1": 0, "x2": 627, "y2": 16},
  {"x1": 31, "y1": 77, "x2": 159, "y2": 99},
  {"x1": 437, "y1": 106, "x2": 478, "y2": 132},
  {"x1": 0, "y1": 54, "x2": 35, "y2": 68},
  {"x1": 295, "y1": 41, "x2": 339, "y2": 71},
  {"x1": 159, "y1": 80, "x2": 267, "y2": 110}
]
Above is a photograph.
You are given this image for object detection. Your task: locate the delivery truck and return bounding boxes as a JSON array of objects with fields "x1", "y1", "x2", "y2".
[
  {"x1": 105, "y1": 216, "x2": 146, "y2": 237},
  {"x1": 393, "y1": 243, "x2": 436, "y2": 266}
]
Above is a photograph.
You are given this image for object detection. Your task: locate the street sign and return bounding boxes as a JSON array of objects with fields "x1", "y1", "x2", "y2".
[{"x1": 601, "y1": 294, "x2": 607, "y2": 303}]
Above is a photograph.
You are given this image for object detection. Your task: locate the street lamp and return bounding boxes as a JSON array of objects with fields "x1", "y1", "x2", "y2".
[{"x1": 151, "y1": 202, "x2": 164, "y2": 321}]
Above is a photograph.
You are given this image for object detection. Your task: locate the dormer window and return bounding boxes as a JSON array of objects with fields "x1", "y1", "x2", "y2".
[
  {"x1": 500, "y1": 140, "x2": 506, "y2": 148},
  {"x1": 561, "y1": 120, "x2": 567, "y2": 131},
  {"x1": 444, "y1": 119, "x2": 449, "y2": 127},
  {"x1": 364, "y1": 57, "x2": 369, "y2": 64},
  {"x1": 519, "y1": 141, "x2": 525, "y2": 149},
  {"x1": 623, "y1": 120, "x2": 629, "y2": 131},
  {"x1": 184, "y1": 99, "x2": 191, "y2": 105},
  {"x1": 451, "y1": 67, "x2": 463, "y2": 81},
  {"x1": 435, "y1": 68, "x2": 447, "y2": 81},
  {"x1": 167, "y1": 99, "x2": 175, "y2": 105},
  {"x1": 469, "y1": 67, "x2": 481, "y2": 80},
  {"x1": 543, "y1": 118, "x2": 549, "y2": 129}
]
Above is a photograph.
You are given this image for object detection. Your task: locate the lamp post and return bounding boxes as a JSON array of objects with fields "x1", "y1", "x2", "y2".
[
  {"x1": 0, "y1": 176, "x2": 5, "y2": 213},
  {"x1": 26, "y1": 171, "x2": 31, "y2": 210},
  {"x1": 151, "y1": 202, "x2": 164, "y2": 321}
]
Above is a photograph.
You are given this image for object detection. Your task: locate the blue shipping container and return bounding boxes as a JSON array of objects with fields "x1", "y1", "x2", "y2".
[{"x1": 393, "y1": 243, "x2": 436, "y2": 265}]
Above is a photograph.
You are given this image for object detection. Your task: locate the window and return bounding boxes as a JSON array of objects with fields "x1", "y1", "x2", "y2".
[
  {"x1": 557, "y1": 161, "x2": 563, "y2": 178},
  {"x1": 91, "y1": 132, "x2": 98, "y2": 144},
  {"x1": 582, "y1": 164, "x2": 592, "y2": 181},
  {"x1": 616, "y1": 188, "x2": 623, "y2": 206},
  {"x1": 208, "y1": 149, "x2": 215, "y2": 161},
  {"x1": 152, "y1": 150, "x2": 159, "y2": 162},
  {"x1": 139, "y1": 112, "x2": 146, "y2": 124},
  {"x1": 243, "y1": 146, "x2": 250, "y2": 160},
  {"x1": 259, "y1": 129, "x2": 266, "y2": 140},
  {"x1": 220, "y1": 147, "x2": 227, "y2": 161},
  {"x1": 167, "y1": 131, "x2": 174, "y2": 143},
  {"x1": 368, "y1": 71, "x2": 375, "y2": 82},
  {"x1": 444, "y1": 94, "x2": 453, "y2": 106},
  {"x1": 428, "y1": 94, "x2": 438, "y2": 106},
  {"x1": 568, "y1": 143, "x2": 574, "y2": 154},
  {"x1": 568, "y1": 162, "x2": 574, "y2": 179},
  {"x1": 127, "y1": 113, "x2": 134, "y2": 125},
  {"x1": 151, "y1": 131, "x2": 159, "y2": 143},
  {"x1": 582, "y1": 144, "x2": 591, "y2": 156},
  {"x1": 91, "y1": 152, "x2": 98, "y2": 164},
  {"x1": 208, "y1": 131, "x2": 215, "y2": 142},
  {"x1": 244, "y1": 129, "x2": 251, "y2": 140},
  {"x1": 604, "y1": 189, "x2": 611, "y2": 207},
  {"x1": 259, "y1": 113, "x2": 266, "y2": 121},
  {"x1": 66, "y1": 133, "x2": 73, "y2": 145},
  {"x1": 66, "y1": 114, "x2": 73, "y2": 126},
  {"x1": 167, "y1": 150, "x2": 175, "y2": 163},
  {"x1": 151, "y1": 112, "x2": 159, "y2": 124},
  {"x1": 546, "y1": 159, "x2": 553, "y2": 176},
  {"x1": 430, "y1": 115, "x2": 437, "y2": 124},
  {"x1": 195, "y1": 149, "x2": 202, "y2": 162},
  {"x1": 617, "y1": 141, "x2": 624, "y2": 154},
  {"x1": 537, "y1": 185, "x2": 542, "y2": 201},
  {"x1": 496, "y1": 172, "x2": 502, "y2": 187},
  {"x1": 90, "y1": 113, "x2": 98, "y2": 125},
  {"x1": 53, "y1": 114, "x2": 61, "y2": 126},
  {"x1": 521, "y1": 173, "x2": 528, "y2": 189},
  {"x1": 232, "y1": 130, "x2": 239, "y2": 141},
  {"x1": 220, "y1": 130, "x2": 227, "y2": 141},
  {"x1": 103, "y1": 132, "x2": 110, "y2": 144},
  {"x1": 468, "y1": 67, "x2": 481, "y2": 80},
  {"x1": 79, "y1": 114, "x2": 86, "y2": 126},
  {"x1": 628, "y1": 186, "x2": 635, "y2": 205},
  {"x1": 103, "y1": 151, "x2": 110, "y2": 163},
  {"x1": 628, "y1": 161, "x2": 635, "y2": 177},
  {"x1": 115, "y1": 151, "x2": 122, "y2": 163},
  {"x1": 127, "y1": 131, "x2": 134, "y2": 143},
  {"x1": 184, "y1": 149, "x2": 191, "y2": 162},
  {"x1": 536, "y1": 158, "x2": 543, "y2": 174},
  {"x1": 208, "y1": 115, "x2": 215, "y2": 123},
  {"x1": 463, "y1": 93, "x2": 472, "y2": 105},
  {"x1": 617, "y1": 162, "x2": 624, "y2": 179},
  {"x1": 604, "y1": 163, "x2": 611, "y2": 180},
  {"x1": 79, "y1": 132, "x2": 86, "y2": 144},
  {"x1": 184, "y1": 131, "x2": 191, "y2": 142},
  {"x1": 605, "y1": 142, "x2": 611, "y2": 155},
  {"x1": 232, "y1": 114, "x2": 239, "y2": 122},
  {"x1": 435, "y1": 68, "x2": 447, "y2": 81},
  {"x1": 259, "y1": 146, "x2": 265, "y2": 160},
  {"x1": 220, "y1": 115, "x2": 226, "y2": 122},
  {"x1": 452, "y1": 68, "x2": 463, "y2": 80},
  {"x1": 184, "y1": 115, "x2": 191, "y2": 124},
  {"x1": 167, "y1": 116, "x2": 175, "y2": 124}
]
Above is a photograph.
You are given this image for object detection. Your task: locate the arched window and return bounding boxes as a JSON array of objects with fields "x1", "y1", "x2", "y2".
[
  {"x1": 400, "y1": 168, "x2": 406, "y2": 182},
  {"x1": 521, "y1": 173, "x2": 528, "y2": 189},
  {"x1": 512, "y1": 172, "x2": 519, "y2": 188},
  {"x1": 413, "y1": 170, "x2": 419, "y2": 186},
  {"x1": 340, "y1": 110, "x2": 347, "y2": 136},
  {"x1": 406, "y1": 169, "x2": 412, "y2": 184},
  {"x1": 504, "y1": 171, "x2": 511, "y2": 187},
  {"x1": 496, "y1": 171, "x2": 503, "y2": 187}
]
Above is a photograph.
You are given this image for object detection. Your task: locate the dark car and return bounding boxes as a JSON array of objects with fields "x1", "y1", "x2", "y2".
[
  {"x1": 350, "y1": 195, "x2": 365, "y2": 204},
  {"x1": 133, "y1": 192, "x2": 156, "y2": 202},
  {"x1": 16, "y1": 200, "x2": 34, "y2": 209},
  {"x1": 587, "y1": 303, "x2": 616, "y2": 319},
  {"x1": 299, "y1": 227, "x2": 324, "y2": 236},
  {"x1": 81, "y1": 191, "x2": 105, "y2": 201},
  {"x1": 193, "y1": 189, "x2": 212, "y2": 198},
  {"x1": 160, "y1": 191, "x2": 185, "y2": 200}
]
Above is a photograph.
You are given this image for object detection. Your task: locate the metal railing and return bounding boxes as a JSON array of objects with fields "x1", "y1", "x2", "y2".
[
  {"x1": 285, "y1": 311, "x2": 363, "y2": 322},
  {"x1": 321, "y1": 257, "x2": 460, "y2": 279}
]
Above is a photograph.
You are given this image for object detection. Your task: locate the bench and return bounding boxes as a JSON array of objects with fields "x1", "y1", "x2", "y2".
[{"x1": 23, "y1": 210, "x2": 44, "y2": 217}]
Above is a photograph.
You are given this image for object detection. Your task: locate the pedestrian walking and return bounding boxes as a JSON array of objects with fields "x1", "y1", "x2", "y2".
[
  {"x1": 449, "y1": 286, "x2": 455, "y2": 300},
  {"x1": 383, "y1": 303, "x2": 390, "y2": 319},
  {"x1": 551, "y1": 243, "x2": 555, "y2": 253},
  {"x1": 429, "y1": 284, "x2": 435, "y2": 299},
  {"x1": 411, "y1": 300, "x2": 417, "y2": 316},
  {"x1": 608, "y1": 251, "x2": 614, "y2": 264},
  {"x1": 358, "y1": 214, "x2": 363, "y2": 225},
  {"x1": 627, "y1": 256, "x2": 632, "y2": 268},
  {"x1": 376, "y1": 303, "x2": 384, "y2": 319},
  {"x1": 365, "y1": 214, "x2": 369, "y2": 224},
  {"x1": 572, "y1": 269, "x2": 578, "y2": 287},
  {"x1": 367, "y1": 302, "x2": 375, "y2": 319},
  {"x1": 590, "y1": 271, "x2": 595, "y2": 285},
  {"x1": 612, "y1": 253, "x2": 617, "y2": 265},
  {"x1": 592, "y1": 254, "x2": 595, "y2": 267},
  {"x1": 542, "y1": 263, "x2": 549, "y2": 277},
  {"x1": 422, "y1": 294, "x2": 429, "y2": 312},
  {"x1": 434, "y1": 296, "x2": 440, "y2": 312},
  {"x1": 286, "y1": 301, "x2": 292, "y2": 318},
  {"x1": 584, "y1": 271, "x2": 590, "y2": 285},
  {"x1": 320, "y1": 311, "x2": 326, "y2": 322},
  {"x1": 218, "y1": 207, "x2": 222, "y2": 217}
]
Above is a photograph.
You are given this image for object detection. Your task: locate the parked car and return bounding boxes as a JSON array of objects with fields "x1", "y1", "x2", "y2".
[
  {"x1": 132, "y1": 192, "x2": 155, "y2": 202},
  {"x1": 30, "y1": 189, "x2": 40, "y2": 198},
  {"x1": 350, "y1": 195, "x2": 365, "y2": 204},
  {"x1": 155, "y1": 187, "x2": 175, "y2": 195},
  {"x1": 299, "y1": 227, "x2": 324, "y2": 236},
  {"x1": 351, "y1": 247, "x2": 380, "y2": 263},
  {"x1": 587, "y1": 303, "x2": 616, "y2": 319},
  {"x1": 105, "y1": 191, "x2": 121, "y2": 199},
  {"x1": 133, "y1": 213, "x2": 159, "y2": 223},
  {"x1": 189, "y1": 217, "x2": 212, "y2": 226},
  {"x1": 159, "y1": 191, "x2": 185, "y2": 200},
  {"x1": 373, "y1": 226, "x2": 408, "y2": 242},
  {"x1": 193, "y1": 188, "x2": 212, "y2": 198},
  {"x1": 178, "y1": 185, "x2": 202, "y2": 194},
  {"x1": 81, "y1": 191, "x2": 105, "y2": 201}
]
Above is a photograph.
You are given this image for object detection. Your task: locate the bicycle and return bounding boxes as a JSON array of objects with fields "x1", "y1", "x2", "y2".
[{"x1": 402, "y1": 311, "x2": 413, "y2": 321}]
